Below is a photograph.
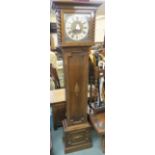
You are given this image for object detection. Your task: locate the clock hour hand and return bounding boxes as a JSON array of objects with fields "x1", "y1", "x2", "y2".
[
  {"x1": 75, "y1": 24, "x2": 81, "y2": 31},
  {"x1": 72, "y1": 24, "x2": 81, "y2": 34}
]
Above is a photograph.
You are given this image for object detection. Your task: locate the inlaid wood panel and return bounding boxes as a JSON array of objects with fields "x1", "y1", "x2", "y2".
[{"x1": 63, "y1": 48, "x2": 89, "y2": 126}]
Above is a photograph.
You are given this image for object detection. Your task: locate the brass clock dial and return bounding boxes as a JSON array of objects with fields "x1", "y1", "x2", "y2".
[{"x1": 64, "y1": 14, "x2": 90, "y2": 41}]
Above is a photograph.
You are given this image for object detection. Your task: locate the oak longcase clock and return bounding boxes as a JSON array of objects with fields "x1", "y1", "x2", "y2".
[{"x1": 52, "y1": 0, "x2": 103, "y2": 153}]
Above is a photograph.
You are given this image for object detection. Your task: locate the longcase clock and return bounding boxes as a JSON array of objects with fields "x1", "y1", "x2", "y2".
[{"x1": 52, "y1": 0, "x2": 103, "y2": 153}]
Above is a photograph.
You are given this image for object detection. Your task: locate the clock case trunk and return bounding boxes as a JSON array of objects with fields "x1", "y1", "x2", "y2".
[
  {"x1": 52, "y1": 0, "x2": 103, "y2": 153},
  {"x1": 62, "y1": 46, "x2": 92, "y2": 153}
]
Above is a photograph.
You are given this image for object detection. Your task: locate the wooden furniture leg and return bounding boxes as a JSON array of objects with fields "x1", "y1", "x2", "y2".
[{"x1": 101, "y1": 134, "x2": 105, "y2": 153}]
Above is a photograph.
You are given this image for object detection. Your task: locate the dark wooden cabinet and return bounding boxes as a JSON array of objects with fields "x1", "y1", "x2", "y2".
[
  {"x1": 52, "y1": 0, "x2": 103, "y2": 153},
  {"x1": 50, "y1": 89, "x2": 66, "y2": 130},
  {"x1": 52, "y1": 101, "x2": 66, "y2": 130}
]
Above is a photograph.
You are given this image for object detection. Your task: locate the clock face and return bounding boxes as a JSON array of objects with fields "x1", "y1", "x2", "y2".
[{"x1": 64, "y1": 13, "x2": 91, "y2": 42}]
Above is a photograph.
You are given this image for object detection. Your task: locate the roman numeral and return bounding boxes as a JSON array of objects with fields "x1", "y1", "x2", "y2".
[
  {"x1": 68, "y1": 31, "x2": 72, "y2": 34},
  {"x1": 71, "y1": 34, "x2": 74, "y2": 38}
]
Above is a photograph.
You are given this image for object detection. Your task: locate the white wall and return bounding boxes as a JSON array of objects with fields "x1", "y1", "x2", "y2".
[
  {"x1": 50, "y1": 33, "x2": 58, "y2": 49},
  {"x1": 95, "y1": 15, "x2": 105, "y2": 43},
  {"x1": 50, "y1": 10, "x2": 56, "y2": 23}
]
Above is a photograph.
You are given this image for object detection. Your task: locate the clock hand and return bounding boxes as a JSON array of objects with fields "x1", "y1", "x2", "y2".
[{"x1": 75, "y1": 24, "x2": 81, "y2": 31}]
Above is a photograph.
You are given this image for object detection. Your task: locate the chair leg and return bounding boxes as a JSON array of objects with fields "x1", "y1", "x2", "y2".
[{"x1": 101, "y1": 135, "x2": 105, "y2": 153}]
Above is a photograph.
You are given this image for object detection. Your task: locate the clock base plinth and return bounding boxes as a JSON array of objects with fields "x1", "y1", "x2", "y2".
[{"x1": 62, "y1": 119, "x2": 92, "y2": 153}]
